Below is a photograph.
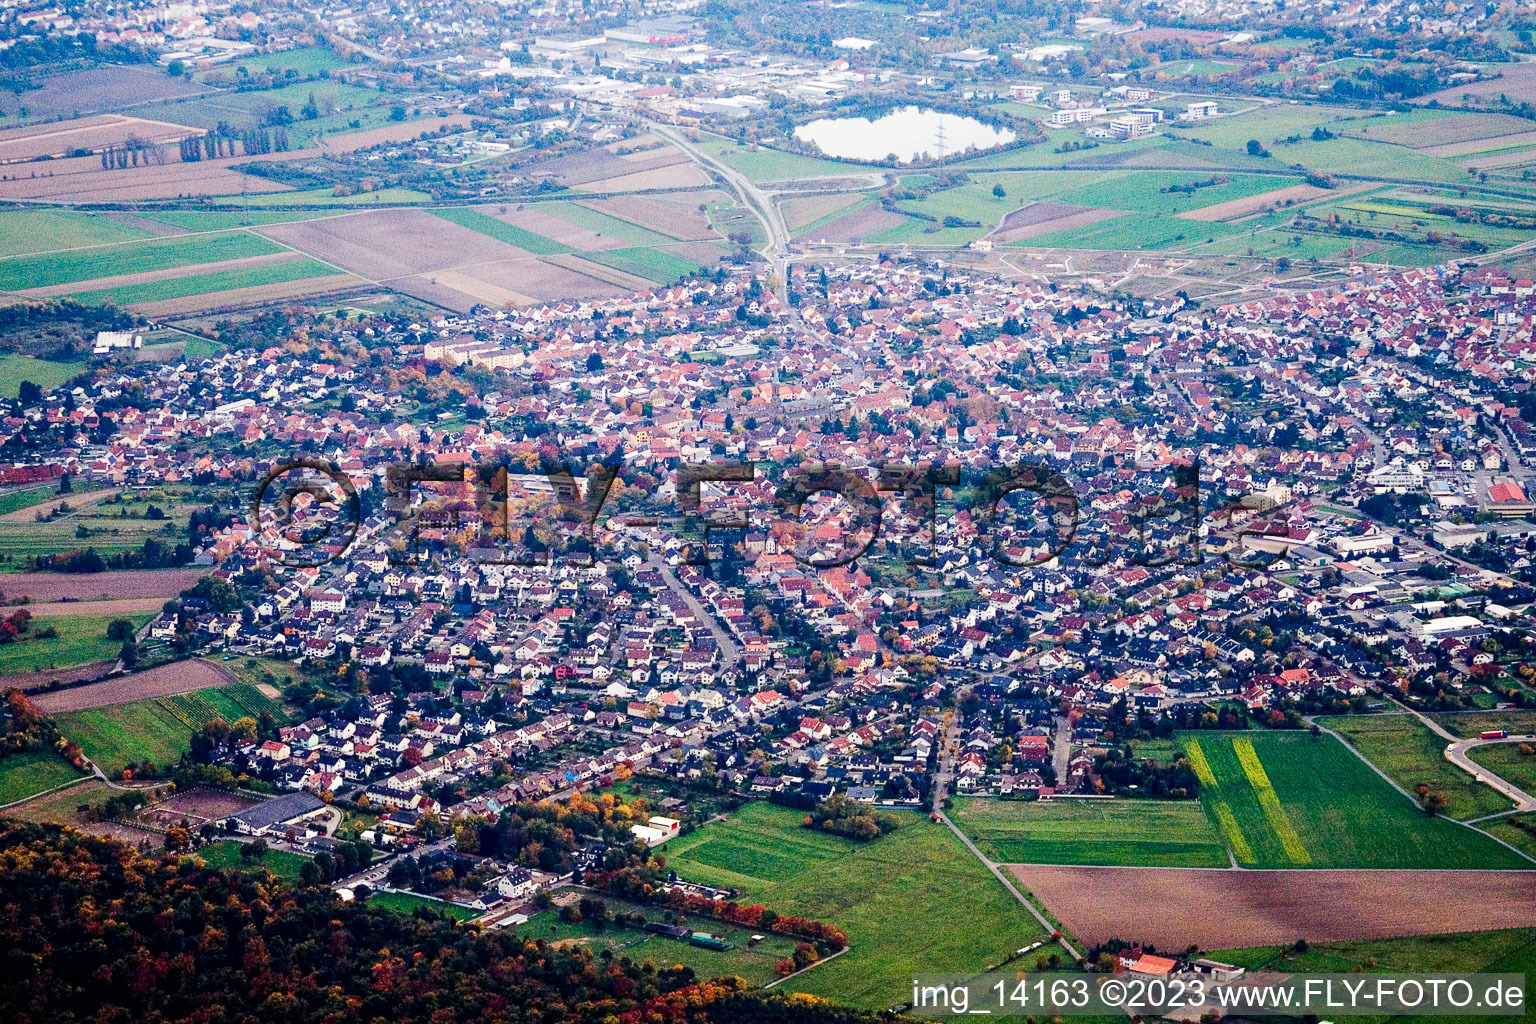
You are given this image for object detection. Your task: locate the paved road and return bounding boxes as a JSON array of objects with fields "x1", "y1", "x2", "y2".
[
  {"x1": 650, "y1": 122, "x2": 792, "y2": 305},
  {"x1": 1446, "y1": 734, "x2": 1536, "y2": 814},
  {"x1": 1384, "y1": 699, "x2": 1536, "y2": 814},
  {"x1": 646, "y1": 554, "x2": 742, "y2": 670}
]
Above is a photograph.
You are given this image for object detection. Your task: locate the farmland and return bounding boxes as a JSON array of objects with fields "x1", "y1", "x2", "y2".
[
  {"x1": 68, "y1": 256, "x2": 345, "y2": 308},
  {"x1": 1012, "y1": 865, "x2": 1536, "y2": 950},
  {"x1": 0, "y1": 568, "x2": 208, "y2": 603},
  {"x1": 0, "y1": 611, "x2": 150, "y2": 677},
  {"x1": 0, "y1": 751, "x2": 85, "y2": 805},
  {"x1": 950, "y1": 796, "x2": 1229, "y2": 867},
  {"x1": 661, "y1": 800, "x2": 1048, "y2": 1009},
  {"x1": 1467, "y1": 743, "x2": 1536, "y2": 797},
  {"x1": 51, "y1": 678, "x2": 286, "y2": 775},
  {"x1": 0, "y1": 487, "x2": 205, "y2": 569},
  {"x1": 515, "y1": 891, "x2": 803, "y2": 985},
  {"x1": 1183, "y1": 731, "x2": 1527, "y2": 869},
  {"x1": 1432, "y1": 710, "x2": 1536, "y2": 738},
  {"x1": 0, "y1": 231, "x2": 283, "y2": 293},
  {"x1": 0, "y1": 209, "x2": 150, "y2": 257},
  {"x1": 1320, "y1": 713, "x2": 1513, "y2": 820}
]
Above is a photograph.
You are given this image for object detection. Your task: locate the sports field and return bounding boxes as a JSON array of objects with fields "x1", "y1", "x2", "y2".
[
  {"x1": 951, "y1": 796, "x2": 1228, "y2": 867},
  {"x1": 1183, "y1": 731, "x2": 1527, "y2": 869},
  {"x1": 53, "y1": 681, "x2": 285, "y2": 775},
  {"x1": 1320, "y1": 714, "x2": 1514, "y2": 820},
  {"x1": 662, "y1": 800, "x2": 1049, "y2": 1009}
]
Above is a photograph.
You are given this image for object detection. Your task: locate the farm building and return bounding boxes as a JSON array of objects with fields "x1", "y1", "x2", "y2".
[{"x1": 224, "y1": 791, "x2": 326, "y2": 836}]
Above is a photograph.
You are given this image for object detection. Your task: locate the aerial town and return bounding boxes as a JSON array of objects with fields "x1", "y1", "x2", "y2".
[{"x1": 0, "y1": 1, "x2": 1535, "y2": 1024}]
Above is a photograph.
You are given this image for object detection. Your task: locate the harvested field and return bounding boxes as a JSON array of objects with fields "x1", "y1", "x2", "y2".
[
  {"x1": 258, "y1": 207, "x2": 534, "y2": 280},
  {"x1": 1177, "y1": 183, "x2": 1338, "y2": 221},
  {"x1": 0, "y1": 115, "x2": 198, "y2": 163},
  {"x1": 576, "y1": 164, "x2": 711, "y2": 192},
  {"x1": 584, "y1": 196, "x2": 717, "y2": 240},
  {"x1": 1417, "y1": 63, "x2": 1536, "y2": 107},
  {"x1": 1347, "y1": 111, "x2": 1535, "y2": 148},
  {"x1": 519, "y1": 142, "x2": 689, "y2": 187},
  {"x1": 0, "y1": 568, "x2": 208, "y2": 602},
  {"x1": 1009, "y1": 865, "x2": 1536, "y2": 950},
  {"x1": 321, "y1": 113, "x2": 474, "y2": 153},
  {"x1": 0, "y1": 153, "x2": 302, "y2": 203},
  {"x1": 256, "y1": 208, "x2": 528, "y2": 281},
  {"x1": 782, "y1": 192, "x2": 866, "y2": 231},
  {"x1": 30, "y1": 659, "x2": 233, "y2": 713},
  {"x1": 26, "y1": 598, "x2": 171, "y2": 617},
  {"x1": 542, "y1": 252, "x2": 655, "y2": 291},
  {"x1": 0, "y1": 66, "x2": 208, "y2": 120},
  {"x1": 125, "y1": 272, "x2": 366, "y2": 318},
  {"x1": 396, "y1": 256, "x2": 626, "y2": 312},
  {"x1": 798, "y1": 204, "x2": 909, "y2": 243},
  {"x1": 996, "y1": 202, "x2": 1122, "y2": 243},
  {"x1": 0, "y1": 661, "x2": 112, "y2": 691},
  {"x1": 483, "y1": 205, "x2": 616, "y2": 249},
  {"x1": 1421, "y1": 129, "x2": 1536, "y2": 157}
]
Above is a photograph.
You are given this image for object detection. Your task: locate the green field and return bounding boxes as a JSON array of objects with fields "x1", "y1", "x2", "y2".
[
  {"x1": 0, "y1": 231, "x2": 283, "y2": 291},
  {"x1": 517, "y1": 892, "x2": 803, "y2": 985},
  {"x1": 138, "y1": 210, "x2": 325, "y2": 231},
  {"x1": 0, "y1": 209, "x2": 149, "y2": 257},
  {"x1": 662, "y1": 800, "x2": 1049, "y2": 1009},
  {"x1": 1484, "y1": 813, "x2": 1536, "y2": 860},
  {"x1": 69, "y1": 257, "x2": 344, "y2": 306},
  {"x1": 0, "y1": 751, "x2": 85, "y2": 804},
  {"x1": 54, "y1": 681, "x2": 284, "y2": 775},
  {"x1": 1431, "y1": 710, "x2": 1536, "y2": 738},
  {"x1": 1020, "y1": 212, "x2": 1240, "y2": 251},
  {"x1": 544, "y1": 202, "x2": 677, "y2": 247},
  {"x1": 693, "y1": 134, "x2": 855, "y2": 181},
  {"x1": 0, "y1": 354, "x2": 84, "y2": 399},
  {"x1": 1209, "y1": 928, "x2": 1536, "y2": 1024},
  {"x1": 0, "y1": 612, "x2": 150, "y2": 676},
  {"x1": 1468, "y1": 742, "x2": 1536, "y2": 796},
  {"x1": 196, "y1": 840, "x2": 311, "y2": 879},
  {"x1": 951, "y1": 796, "x2": 1228, "y2": 867},
  {"x1": 581, "y1": 245, "x2": 711, "y2": 283},
  {"x1": 0, "y1": 489, "x2": 202, "y2": 567},
  {"x1": 197, "y1": 46, "x2": 349, "y2": 82},
  {"x1": 1320, "y1": 714, "x2": 1514, "y2": 820},
  {"x1": 0, "y1": 485, "x2": 65, "y2": 518},
  {"x1": 1184, "y1": 731, "x2": 1528, "y2": 869},
  {"x1": 369, "y1": 891, "x2": 480, "y2": 921},
  {"x1": 431, "y1": 207, "x2": 572, "y2": 255}
]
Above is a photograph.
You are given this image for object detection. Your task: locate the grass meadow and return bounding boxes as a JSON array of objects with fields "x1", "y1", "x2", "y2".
[
  {"x1": 662, "y1": 800, "x2": 1049, "y2": 1009},
  {"x1": 517, "y1": 892, "x2": 802, "y2": 985},
  {"x1": 1320, "y1": 713, "x2": 1513, "y2": 820},
  {"x1": 951, "y1": 796, "x2": 1228, "y2": 867},
  {"x1": 0, "y1": 751, "x2": 86, "y2": 804}
]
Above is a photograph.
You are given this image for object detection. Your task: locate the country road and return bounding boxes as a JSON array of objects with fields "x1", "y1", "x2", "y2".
[{"x1": 1382, "y1": 698, "x2": 1536, "y2": 815}]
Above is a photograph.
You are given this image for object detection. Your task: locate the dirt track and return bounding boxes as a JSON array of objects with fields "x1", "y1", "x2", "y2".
[
  {"x1": 29, "y1": 659, "x2": 233, "y2": 713},
  {"x1": 1009, "y1": 865, "x2": 1536, "y2": 949}
]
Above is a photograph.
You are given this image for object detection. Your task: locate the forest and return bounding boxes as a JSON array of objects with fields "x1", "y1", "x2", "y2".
[{"x1": 0, "y1": 820, "x2": 889, "y2": 1024}]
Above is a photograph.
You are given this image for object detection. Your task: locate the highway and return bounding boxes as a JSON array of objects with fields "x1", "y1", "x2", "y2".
[{"x1": 649, "y1": 121, "x2": 793, "y2": 305}]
